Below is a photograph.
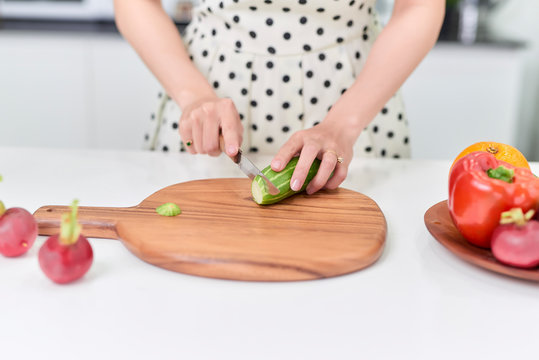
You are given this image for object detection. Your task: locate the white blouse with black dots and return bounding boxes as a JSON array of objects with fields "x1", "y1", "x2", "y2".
[{"x1": 145, "y1": 0, "x2": 410, "y2": 159}]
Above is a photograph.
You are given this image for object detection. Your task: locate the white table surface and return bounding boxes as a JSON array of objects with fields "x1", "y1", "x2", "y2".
[{"x1": 1, "y1": 147, "x2": 538, "y2": 359}]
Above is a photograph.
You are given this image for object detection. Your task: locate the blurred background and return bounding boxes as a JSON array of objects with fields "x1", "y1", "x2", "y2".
[{"x1": 0, "y1": 0, "x2": 538, "y2": 160}]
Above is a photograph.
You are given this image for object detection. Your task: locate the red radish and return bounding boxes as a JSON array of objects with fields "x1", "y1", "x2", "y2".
[
  {"x1": 0, "y1": 175, "x2": 37, "y2": 257},
  {"x1": 491, "y1": 208, "x2": 539, "y2": 269},
  {"x1": 0, "y1": 206, "x2": 38, "y2": 257},
  {"x1": 38, "y1": 200, "x2": 93, "y2": 284}
]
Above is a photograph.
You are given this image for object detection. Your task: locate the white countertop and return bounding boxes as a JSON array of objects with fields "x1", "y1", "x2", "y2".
[{"x1": 1, "y1": 147, "x2": 538, "y2": 359}]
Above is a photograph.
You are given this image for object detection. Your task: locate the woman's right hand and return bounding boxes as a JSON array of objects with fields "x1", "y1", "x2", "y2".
[
  {"x1": 114, "y1": 1, "x2": 244, "y2": 157},
  {"x1": 179, "y1": 96, "x2": 243, "y2": 157}
]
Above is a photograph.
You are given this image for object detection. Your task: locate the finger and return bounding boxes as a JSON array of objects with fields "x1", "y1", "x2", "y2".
[
  {"x1": 324, "y1": 163, "x2": 348, "y2": 190},
  {"x1": 202, "y1": 117, "x2": 221, "y2": 157},
  {"x1": 290, "y1": 143, "x2": 319, "y2": 192},
  {"x1": 191, "y1": 110, "x2": 204, "y2": 154},
  {"x1": 306, "y1": 151, "x2": 338, "y2": 195},
  {"x1": 271, "y1": 132, "x2": 303, "y2": 172},
  {"x1": 179, "y1": 113, "x2": 196, "y2": 155},
  {"x1": 220, "y1": 99, "x2": 242, "y2": 157}
]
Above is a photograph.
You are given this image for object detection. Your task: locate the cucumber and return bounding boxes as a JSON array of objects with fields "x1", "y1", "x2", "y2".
[{"x1": 251, "y1": 157, "x2": 321, "y2": 205}]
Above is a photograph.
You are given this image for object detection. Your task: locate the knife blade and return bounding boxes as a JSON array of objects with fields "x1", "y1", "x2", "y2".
[
  {"x1": 230, "y1": 149, "x2": 280, "y2": 195},
  {"x1": 219, "y1": 135, "x2": 280, "y2": 195}
]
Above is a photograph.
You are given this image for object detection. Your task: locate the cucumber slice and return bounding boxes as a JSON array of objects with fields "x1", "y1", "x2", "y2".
[{"x1": 156, "y1": 202, "x2": 182, "y2": 216}]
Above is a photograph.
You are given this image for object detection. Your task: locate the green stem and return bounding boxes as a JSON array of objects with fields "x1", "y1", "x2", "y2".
[
  {"x1": 487, "y1": 165, "x2": 514, "y2": 183},
  {"x1": 59, "y1": 199, "x2": 82, "y2": 245},
  {"x1": 500, "y1": 208, "x2": 534, "y2": 227}
]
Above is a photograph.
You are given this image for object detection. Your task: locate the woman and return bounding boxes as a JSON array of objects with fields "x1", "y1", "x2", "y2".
[{"x1": 114, "y1": 0, "x2": 444, "y2": 194}]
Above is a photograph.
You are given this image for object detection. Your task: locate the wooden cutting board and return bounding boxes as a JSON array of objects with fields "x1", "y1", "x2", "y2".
[{"x1": 33, "y1": 178, "x2": 386, "y2": 282}]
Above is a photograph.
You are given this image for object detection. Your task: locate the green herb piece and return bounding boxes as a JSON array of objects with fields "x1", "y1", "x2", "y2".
[{"x1": 156, "y1": 202, "x2": 182, "y2": 217}]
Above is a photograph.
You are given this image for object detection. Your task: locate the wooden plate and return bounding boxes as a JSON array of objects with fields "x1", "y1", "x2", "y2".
[
  {"x1": 34, "y1": 178, "x2": 387, "y2": 282},
  {"x1": 424, "y1": 200, "x2": 539, "y2": 281}
]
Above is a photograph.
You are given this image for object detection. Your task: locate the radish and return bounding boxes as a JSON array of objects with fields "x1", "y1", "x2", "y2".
[
  {"x1": 491, "y1": 208, "x2": 539, "y2": 269},
  {"x1": 38, "y1": 200, "x2": 93, "y2": 284},
  {"x1": 0, "y1": 175, "x2": 37, "y2": 257}
]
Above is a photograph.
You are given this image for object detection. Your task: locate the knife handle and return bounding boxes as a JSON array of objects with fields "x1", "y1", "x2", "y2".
[
  {"x1": 219, "y1": 135, "x2": 242, "y2": 163},
  {"x1": 219, "y1": 135, "x2": 225, "y2": 153}
]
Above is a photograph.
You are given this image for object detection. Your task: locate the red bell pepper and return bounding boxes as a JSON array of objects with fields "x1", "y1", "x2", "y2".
[{"x1": 448, "y1": 151, "x2": 539, "y2": 248}]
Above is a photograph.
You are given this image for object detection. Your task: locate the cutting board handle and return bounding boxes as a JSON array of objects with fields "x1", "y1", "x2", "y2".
[{"x1": 33, "y1": 205, "x2": 136, "y2": 239}]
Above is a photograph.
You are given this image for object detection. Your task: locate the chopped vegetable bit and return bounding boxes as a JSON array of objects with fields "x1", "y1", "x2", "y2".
[{"x1": 156, "y1": 202, "x2": 182, "y2": 217}]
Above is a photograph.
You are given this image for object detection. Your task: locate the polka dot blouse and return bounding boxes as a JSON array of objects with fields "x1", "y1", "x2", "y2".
[{"x1": 145, "y1": 0, "x2": 410, "y2": 159}]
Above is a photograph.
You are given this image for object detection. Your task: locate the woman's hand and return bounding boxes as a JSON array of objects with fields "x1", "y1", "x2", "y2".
[
  {"x1": 179, "y1": 96, "x2": 243, "y2": 157},
  {"x1": 115, "y1": 0, "x2": 242, "y2": 157},
  {"x1": 270, "y1": 0, "x2": 445, "y2": 195},
  {"x1": 271, "y1": 111, "x2": 361, "y2": 195}
]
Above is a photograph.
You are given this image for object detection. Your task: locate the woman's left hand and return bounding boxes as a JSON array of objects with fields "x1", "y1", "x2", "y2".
[{"x1": 270, "y1": 114, "x2": 361, "y2": 195}]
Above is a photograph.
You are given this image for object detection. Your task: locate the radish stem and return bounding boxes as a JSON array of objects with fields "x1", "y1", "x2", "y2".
[{"x1": 59, "y1": 200, "x2": 82, "y2": 245}]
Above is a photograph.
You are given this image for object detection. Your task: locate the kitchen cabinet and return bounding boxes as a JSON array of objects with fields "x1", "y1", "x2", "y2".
[
  {"x1": 0, "y1": 31, "x2": 91, "y2": 147},
  {"x1": 0, "y1": 29, "x2": 532, "y2": 159},
  {"x1": 0, "y1": 30, "x2": 161, "y2": 150}
]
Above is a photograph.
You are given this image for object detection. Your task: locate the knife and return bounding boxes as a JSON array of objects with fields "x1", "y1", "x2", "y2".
[{"x1": 220, "y1": 137, "x2": 280, "y2": 195}]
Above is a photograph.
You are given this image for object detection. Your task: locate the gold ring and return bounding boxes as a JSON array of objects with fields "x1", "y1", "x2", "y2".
[
  {"x1": 185, "y1": 140, "x2": 193, "y2": 147},
  {"x1": 325, "y1": 150, "x2": 344, "y2": 164}
]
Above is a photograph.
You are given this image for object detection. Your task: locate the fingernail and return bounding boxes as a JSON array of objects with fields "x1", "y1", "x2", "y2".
[
  {"x1": 226, "y1": 145, "x2": 236, "y2": 156},
  {"x1": 291, "y1": 178, "x2": 300, "y2": 191},
  {"x1": 271, "y1": 160, "x2": 281, "y2": 170}
]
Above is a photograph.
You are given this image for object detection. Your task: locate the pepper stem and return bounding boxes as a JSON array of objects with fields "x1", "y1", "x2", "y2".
[
  {"x1": 59, "y1": 199, "x2": 82, "y2": 245},
  {"x1": 499, "y1": 208, "x2": 535, "y2": 226},
  {"x1": 487, "y1": 165, "x2": 514, "y2": 183}
]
